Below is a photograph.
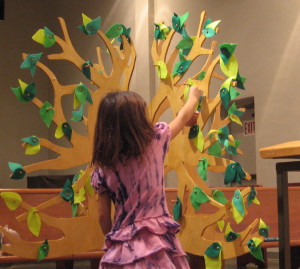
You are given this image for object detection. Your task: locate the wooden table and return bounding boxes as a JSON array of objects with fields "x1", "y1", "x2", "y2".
[{"x1": 260, "y1": 140, "x2": 300, "y2": 269}]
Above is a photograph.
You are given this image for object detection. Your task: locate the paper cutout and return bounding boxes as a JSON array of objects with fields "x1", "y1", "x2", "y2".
[
  {"x1": 220, "y1": 54, "x2": 238, "y2": 78},
  {"x1": 190, "y1": 186, "x2": 210, "y2": 211},
  {"x1": 82, "y1": 61, "x2": 93, "y2": 80},
  {"x1": 197, "y1": 157, "x2": 208, "y2": 181},
  {"x1": 234, "y1": 72, "x2": 246, "y2": 90},
  {"x1": 11, "y1": 80, "x2": 36, "y2": 102},
  {"x1": 208, "y1": 141, "x2": 222, "y2": 157},
  {"x1": 193, "y1": 129, "x2": 204, "y2": 152},
  {"x1": 204, "y1": 242, "x2": 222, "y2": 269},
  {"x1": 212, "y1": 190, "x2": 228, "y2": 205},
  {"x1": 198, "y1": 71, "x2": 206, "y2": 81},
  {"x1": 258, "y1": 218, "x2": 269, "y2": 237},
  {"x1": 60, "y1": 179, "x2": 74, "y2": 202},
  {"x1": 155, "y1": 61, "x2": 168, "y2": 79},
  {"x1": 0, "y1": 192, "x2": 22, "y2": 210},
  {"x1": 21, "y1": 136, "x2": 40, "y2": 155},
  {"x1": 247, "y1": 238, "x2": 264, "y2": 262},
  {"x1": 38, "y1": 239, "x2": 49, "y2": 261},
  {"x1": 218, "y1": 126, "x2": 229, "y2": 147},
  {"x1": 154, "y1": 23, "x2": 171, "y2": 40},
  {"x1": 183, "y1": 79, "x2": 195, "y2": 101},
  {"x1": 217, "y1": 220, "x2": 225, "y2": 232},
  {"x1": 247, "y1": 186, "x2": 260, "y2": 206},
  {"x1": 74, "y1": 83, "x2": 93, "y2": 109},
  {"x1": 8, "y1": 162, "x2": 26, "y2": 180},
  {"x1": 39, "y1": 101, "x2": 55, "y2": 127},
  {"x1": 105, "y1": 24, "x2": 124, "y2": 39},
  {"x1": 172, "y1": 12, "x2": 189, "y2": 33},
  {"x1": 32, "y1": 27, "x2": 56, "y2": 48},
  {"x1": 27, "y1": 207, "x2": 41, "y2": 237},
  {"x1": 116, "y1": 26, "x2": 131, "y2": 50},
  {"x1": 55, "y1": 122, "x2": 72, "y2": 141},
  {"x1": 228, "y1": 102, "x2": 244, "y2": 126},
  {"x1": 231, "y1": 189, "x2": 245, "y2": 224},
  {"x1": 78, "y1": 14, "x2": 101, "y2": 35},
  {"x1": 225, "y1": 223, "x2": 240, "y2": 242},
  {"x1": 220, "y1": 43, "x2": 237, "y2": 65},
  {"x1": 176, "y1": 37, "x2": 194, "y2": 50},
  {"x1": 188, "y1": 125, "x2": 199, "y2": 139},
  {"x1": 172, "y1": 54, "x2": 192, "y2": 77},
  {"x1": 72, "y1": 105, "x2": 84, "y2": 122},
  {"x1": 73, "y1": 187, "x2": 86, "y2": 204},
  {"x1": 21, "y1": 136, "x2": 39, "y2": 146},
  {"x1": 20, "y1": 53, "x2": 43, "y2": 76},
  {"x1": 173, "y1": 196, "x2": 182, "y2": 221},
  {"x1": 72, "y1": 203, "x2": 79, "y2": 217},
  {"x1": 226, "y1": 139, "x2": 240, "y2": 156},
  {"x1": 224, "y1": 162, "x2": 246, "y2": 185},
  {"x1": 202, "y1": 19, "x2": 221, "y2": 38}
]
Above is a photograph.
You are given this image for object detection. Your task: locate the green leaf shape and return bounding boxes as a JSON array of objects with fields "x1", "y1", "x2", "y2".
[
  {"x1": 247, "y1": 186, "x2": 257, "y2": 206},
  {"x1": 172, "y1": 12, "x2": 189, "y2": 33},
  {"x1": 21, "y1": 136, "x2": 40, "y2": 146},
  {"x1": 0, "y1": 192, "x2": 22, "y2": 210},
  {"x1": 44, "y1": 27, "x2": 56, "y2": 48},
  {"x1": 83, "y1": 16, "x2": 101, "y2": 35},
  {"x1": 218, "y1": 126, "x2": 229, "y2": 147},
  {"x1": 82, "y1": 61, "x2": 93, "y2": 80},
  {"x1": 226, "y1": 145, "x2": 238, "y2": 156},
  {"x1": 197, "y1": 71, "x2": 206, "y2": 81},
  {"x1": 190, "y1": 186, "x2": 210, "y2": 211},
  {"x1": 39, "y1": 101, "x2": 55, "y2": 127},
  {"x1": 232, "y1": 189, "x2": 245, "y2": 217},
  {"x1": 60, "y1": 179, "x2": 74, "y2": 202},
  {"x1": 202, "y1": 27, "x2": 216, "y2": 38},
  {"x1": 27, "y1": 207, "x2": 41, "y2": 237},
  {"x1": 105, "y1": 23, "x2": 124, "y2": 39},
  {"x1": 154, "y1": 24, "x2": 163, "y2": 40},
  {"x1": 8, "y1": 162, "x2": 26, "y2": 180},
  {"x1": 72, "y1": 105, "x2": 84, "y2": 122},
  {"x1": 205, "y1": 242, "x2": 222, "y2": 258},
  {"x1": 230, "y1": 87, "x2": 240, "y2": 100},
  {"x1": 74, "y1": 83, "x2": 93, "y2": 106},
  {"x1": 62, "y1": 122, "x2": 72, "y2": 141},
  {"x1": 247, "y1": 239, "x2": 264, "y2": 262},
  {"x1": 72, "y1": 203, "x2": 79, "y2": 217},
  {"x1": 225, "y1": 231, "x2": 240, "y2": 242},
  {"x1": 11, "y1": 87, "x2": 27, "y2": 102},
  {"x1": 38, "y1": 239, "x2": 50, "y2": 261},
  {"x1": 176, "y1": 37, "x2": 194, "y2": 49},
  {"x1": 11, "y1": 83, "x2": 36, "y2": 102},
  {"x1": 208, "y1": 141, "x2": 222, "y2": 157},
  {"x1": 173, "y1": 196, "x2": 182, "y2": 221},
  {"x1": 212, "y1": 190, "x2": 228, "y2": 205},
  {"x1": 20, "y1": 53, "x2": 43, "y2": 76},
  {"x1": 224, "y1": 162, "x2": 246, "y2": 185},
  {"x1": 188, "y1": 125, "x2": 199, "y2": 139},
  {"x1": 172, "y1": 60, "x2": 192, "y2": 77},
  {"x1": 220, "y1": 43, "x2": 237, "y2": 65},
  {"x1": 228, "y1": 102, "x2": 244, "y2": 117},
  {"x1": 197, "y1": 157, "x2": 208, "y2": 181},
  {"x1": 220, "y1": 54, "x2": 239, "y2": 77},
  {"x1": 234, "y1": 72, "x2": 246, "y2": 90},
  {"x1": 193, "y1": 129, "x2": 204, "y2": 152},
  {"x1": 259, "y1": 227, "x2": 269, "y2": 237},
  {"x1": 203, "y1": 18, "x2": 212, "y2": 29},
  {"x1": 220, "y1": 87, "x2": 230, "y2": 110}
]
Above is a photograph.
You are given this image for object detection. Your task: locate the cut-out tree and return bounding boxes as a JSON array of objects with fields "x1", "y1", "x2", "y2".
[{"x1": 0, "y1": 10, "x2": 267, "y2": 266}]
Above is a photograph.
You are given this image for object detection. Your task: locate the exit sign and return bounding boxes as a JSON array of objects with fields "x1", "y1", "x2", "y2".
[{"x1": 244, "y1": 120, "x2": 255, "y2": 136}]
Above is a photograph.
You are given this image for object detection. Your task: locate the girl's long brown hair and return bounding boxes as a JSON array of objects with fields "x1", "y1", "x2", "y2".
[{"x1": 91, "y1": 91, "x2": 155, "y2": 169}]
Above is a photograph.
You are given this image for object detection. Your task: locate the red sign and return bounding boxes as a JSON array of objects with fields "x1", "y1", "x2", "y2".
[{"x1": 244, "y1": 121, "x2": 255, "y2": 135}]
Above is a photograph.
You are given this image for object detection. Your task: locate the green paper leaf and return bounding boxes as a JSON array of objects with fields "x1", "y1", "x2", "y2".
[
  {"x1": 82, "y1": 61, "x2": 93, "y2": 80},
  {"x1": 74, "y1": 83, "x2": 90, "y2": 105},
  {"x1": 235, "y1": 72, "x2": 246, "y2": 90},
  {"x1": 212, "y1": 190, "x2": 228, "y2": 205},
  {"x1": 176, "y1": 37, "x2": 194, "y2": 49},
  {"x1": 232, "y1": 189, "x2": 245, "y2": 217},
  {"x1": 173, "y1": 196, "x2": 182, "y2": 221},
  {"x1": 20, "y1": 53, "x2": 43, "y2": 76},
  {"x1": 44, "y1": 27, "x2": 56, "y2": 48},
  {"x1": 220, "y1": 43, "x2": 237, "y2": 65},
  {"x1": 0, "y1": 192, "x2": 22, "y2": 210},
  {"x1": 224, "y1": 162, "x2": 245, "y2": 185},
  {"x1": 173, "y1": 60, "x2": 192, "y2": 76},
  {"x1": 220, "y1": 87, "x2": 230, "y2": 110},
  {"x1": 72, "y1": 203, "x2": 79, "y2": 217},
  {"x1": 8, "y1": 162, "x2": 26, "y2": 180},
  {"x1": 85, "y1": 16, "x2": 101, "y2": 35},
  {"x1": 23, "y1": 83, "x2": 36, "y2": 101},
  {"x1": 188, "y1": 125, "x2": 199, "y2": 139},
  {"x1": 27, "y1": 207, "x2": 41, "y2": 237},
  {"x1": 228, "y1": 102, "x2": 244, "y2": 117},
  {"x1": 202, "y1": 27, "x2": 216, "y2": 38},
  {"x1": 203, "y1": 18, "x2": 212, "y2": 29},
  {"x1": 247, "y1": 186, "x2": 257, "y2": 206},
  {"x1": 38, "y1": 239, "x2": 49, "y2": 261},
  {"x1": 172, "y1": 12, "x2": 189, "y2": 33},
  {"x1": 225, "y1": 231, "x2": 240, "y2": 242},
  {"x1": 218, "y1": 126, "x2": 229, "y2": 147},
  {"x1": 71, "y1": 105, "x2": 84, "y2": 121},
  {"x1": 21, "y1": 136, "x2": 39, "y2": 146},
  {"x1": 62, "y1": 122, "x2": 72, "y2": 141},
  {"x1": 248, "y1": 239, "x2": 264, "y2": 262},
  {"x1": 197, "y1": 71, "x2": 206, "y2": 81},
  {"x1": 198, "y1": 157, "x2": 208, "y2": 181},
  {"x1": 11, "y1": 87, "x2": 27, "y2": 102},
  {"x1": 205, "y1": 242, "x2": 222, "y2": 258},
  {"x1": 229, "y1": 87, "x2": 240, "y2": 100},
  {"x1": 60, "y1": 179, "x2": 74, "y2": 202},
  {"x1": 39, "y1": 101, "x2": 55, "y2": 127},
  {"x1": 190, "y1": 186, "x2": 210, "y2": 211},
  {"x1": 208, "y1": 141, "x2": 222, "y2": 157},
  {"x1": 259, "y1": 227, "x2": 269, "y2": 238},
  {"x1": 105, "y1": 24, "x2": 124, "y2": 39}
]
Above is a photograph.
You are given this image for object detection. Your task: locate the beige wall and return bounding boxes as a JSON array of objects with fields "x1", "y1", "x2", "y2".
[{"x1": 2, "y1": 0, "x2": 300, "y2": 188}]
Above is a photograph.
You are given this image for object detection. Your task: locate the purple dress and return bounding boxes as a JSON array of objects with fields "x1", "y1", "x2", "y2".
[{"x1": 91, "y1": 122, "x2": 190, "y2": 269}]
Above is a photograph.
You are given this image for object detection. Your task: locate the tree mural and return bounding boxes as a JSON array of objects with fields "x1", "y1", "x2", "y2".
[{"x1": 0, "y1": 10, "x2": 267, "y2": 266}]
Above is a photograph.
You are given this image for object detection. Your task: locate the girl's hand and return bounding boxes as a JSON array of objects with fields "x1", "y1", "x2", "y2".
[{"x1": 189, "y1": 86, "x2": 204, "y2": 100}]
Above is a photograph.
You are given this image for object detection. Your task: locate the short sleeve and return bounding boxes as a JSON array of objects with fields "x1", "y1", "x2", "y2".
[
  {"x1": 154, "y1": 122, "x2": 171, "y2": 152},
  {"x1": 90, "y1": 168, "x2": 109, "y2": 194}
]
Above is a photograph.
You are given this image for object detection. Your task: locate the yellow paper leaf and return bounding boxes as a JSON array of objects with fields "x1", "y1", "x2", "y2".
[
  {"x1": 85, "y1": 175, "x2": 94, "y2": 196},
  {"x1": 73, "y1": 187, "x2": 86, "y2": 204},
  {"x1": 207, "y1": 20, "x2": 221, "y2": 30},
  {"x1": 155, "y1": 61, "x2": 168, "y2": 79},
  {"x1": 25, "y1": 144, "x2": 41, "y2": 155},
  {"x1": 259, "y1": 218, "x2": 267, "y2": 228},
  {"x1": 252, "y1": 196, "x2": 260, "y2": 205},
  {"x1": 217, "y1": 220, "x2": 224, "y2": 232},
  {"x1": 230, "y1": 114, "x2": 242, "y2": 125},
  {"x1": 220, "y1": 54, "x2": 238, "y2": 77},
  {"x1": 252, "y1": 237, "x2": 263, "y2": 246},
  {"x1": 231, "y1": 201, "x2": 244, "y2": 224},
  {"x1": 55, "y1": 123, "x2": 64, "y2": 139},
  {"x1": 204, "y1": 254, "x2": 222, "y2": 269},
  {"x1": 27, "y1": 207, "x2": 41, "y2": 237},
  {"x1": 0, "y1": 192, "x2": 22, "y2": 210},
  {"x1": 82, "y1": 13, "x2": 92, "y2": 26},
  {"x1": 193, "y1": 130, "x2": 204, "y2": 152},
  {"x1": 225, "y1": 222, "x2": 233, "y2": 235},
  {"x1": 18, "y1": 79, "x2": 28, "y2": 93},
  {"x1": 73, "y1": 94, "x2": 80, "y2": 110},
  {"x1": 32, "y1": 29, "x2": 45, "y2": 45}
]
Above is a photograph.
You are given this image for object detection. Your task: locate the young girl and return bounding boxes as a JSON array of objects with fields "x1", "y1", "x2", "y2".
[{"x1": 91, "y1": 86, "x2": 202, "y2": 268}]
